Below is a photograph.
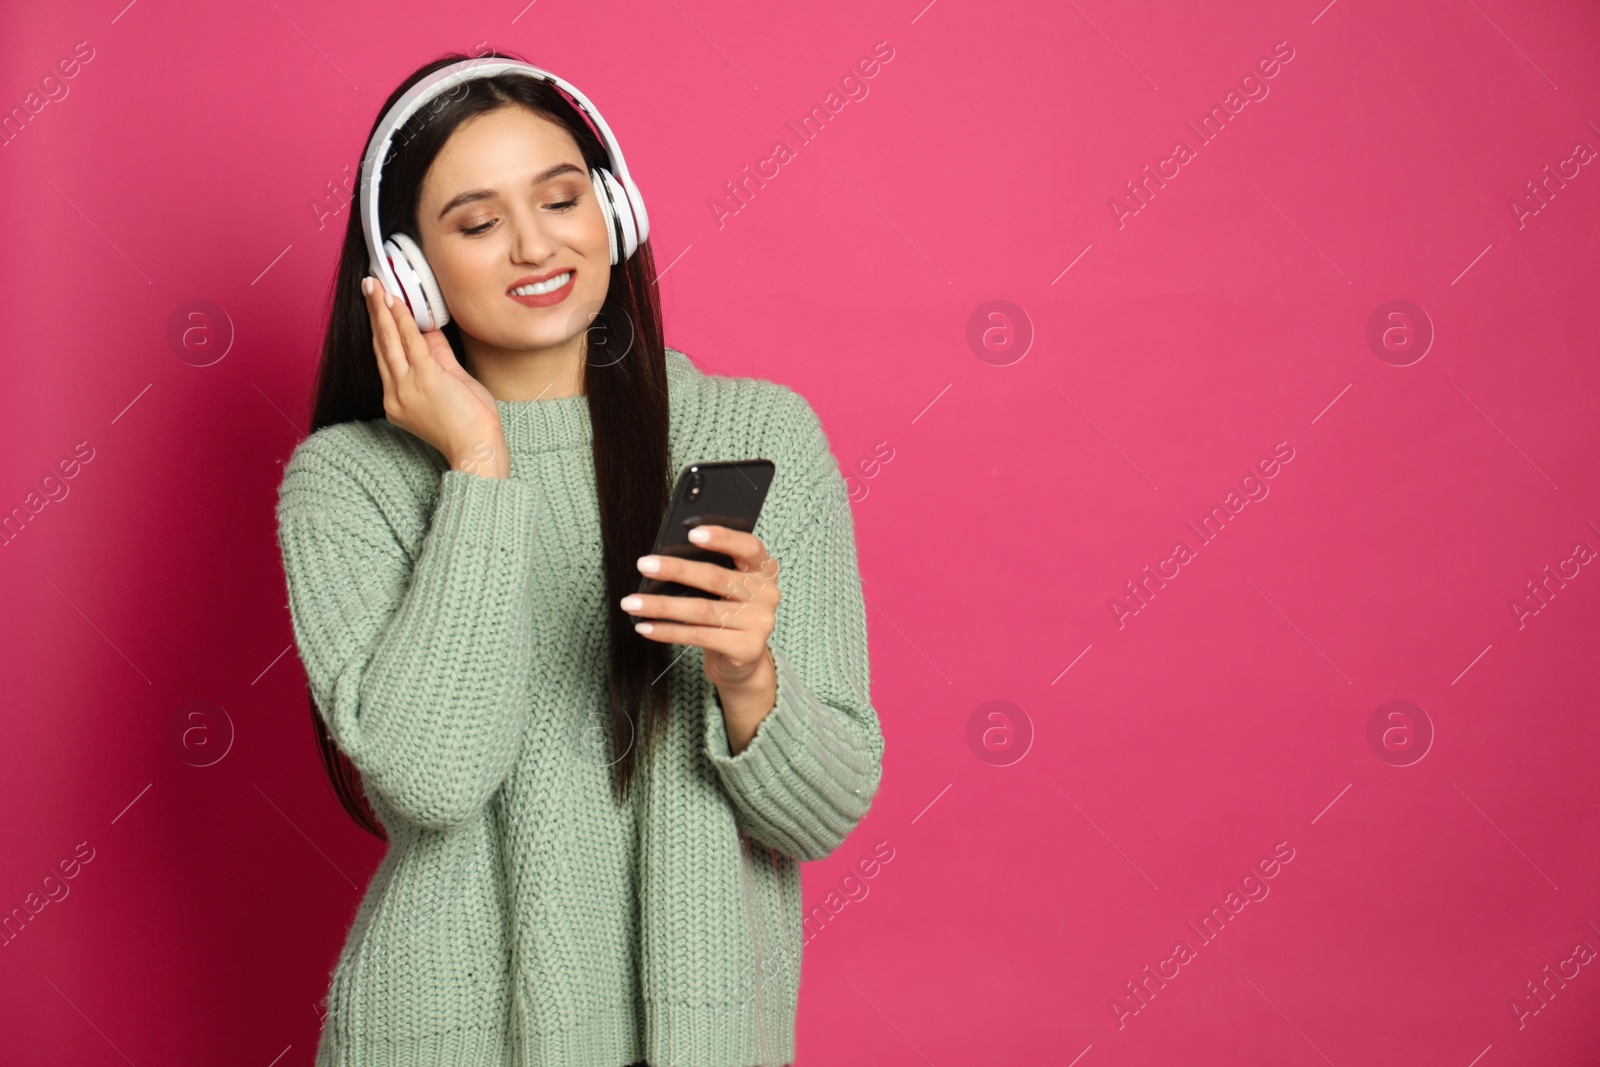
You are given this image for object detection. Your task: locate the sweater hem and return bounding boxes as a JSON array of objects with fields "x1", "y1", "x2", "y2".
[
  {"x1": 315, "y1": 1024, "x2": 514, "y2": 1067},
  {"x1": 645, "y1": 998, "x2": 796, "y2": 1067}
]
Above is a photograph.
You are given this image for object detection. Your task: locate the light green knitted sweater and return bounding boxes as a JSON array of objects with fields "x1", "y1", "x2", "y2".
[{"x1": 275, "y1": 347, "x2": 884, "y2": 1067}]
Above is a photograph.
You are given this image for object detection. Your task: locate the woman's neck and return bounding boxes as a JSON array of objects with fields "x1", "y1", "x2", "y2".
[{"x1": 463, "y1": 338, "x2": 586, "y2": 402}]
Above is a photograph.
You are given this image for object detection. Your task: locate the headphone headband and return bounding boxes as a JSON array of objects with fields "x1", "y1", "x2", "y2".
[{"x1": 358, "y1": 57, "x2": 646, "y2": 302}]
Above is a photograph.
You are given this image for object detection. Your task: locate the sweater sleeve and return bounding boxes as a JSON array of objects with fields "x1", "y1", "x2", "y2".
[
  {"x1": 702, "y1": 409, "x2": 885, "y2": 862},
  {"x1": 276, "y1": 441, "x2": 542, "y2": 833}
]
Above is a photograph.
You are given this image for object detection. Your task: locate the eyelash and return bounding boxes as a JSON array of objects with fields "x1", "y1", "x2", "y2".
[{"x1": 461, "y1": 197, "x2": 581, "y2": 236}]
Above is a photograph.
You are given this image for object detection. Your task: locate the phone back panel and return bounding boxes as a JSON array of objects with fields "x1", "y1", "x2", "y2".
[{"x1": 638, "y1": 459, "x2": 776, "y2": 598}]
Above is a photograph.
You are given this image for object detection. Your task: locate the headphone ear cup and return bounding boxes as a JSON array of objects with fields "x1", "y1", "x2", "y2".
[
  {"x1": 381, "y1": 237, "x2": 432, "y2": 330},
  {"x1": 616, "y1": 171, "x2": 648, "y2": 248},
  {"x1": 385, "y1": 231, "x2": 449, "y2": 331},
  {"x1": 590, "y1": 168, "x2": 620, "y2": 265},
  {"x1": 597, "y1": 168, "x2": 639, "y2": 262}
]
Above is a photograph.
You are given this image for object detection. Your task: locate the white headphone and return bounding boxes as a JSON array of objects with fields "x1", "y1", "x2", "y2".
[{"x1": 358, "y1": 57, "x2": 650, "y2": 332}]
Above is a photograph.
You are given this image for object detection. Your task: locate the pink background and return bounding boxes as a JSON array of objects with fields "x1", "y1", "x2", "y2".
[{"x1": 3, "y1": 0, "x2": 1599, "y2": 1063}]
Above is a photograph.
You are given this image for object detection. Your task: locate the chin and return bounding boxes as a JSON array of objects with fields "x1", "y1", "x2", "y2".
[{"x1": 527, "y1": 324, "x2": 589, "y2": 351}]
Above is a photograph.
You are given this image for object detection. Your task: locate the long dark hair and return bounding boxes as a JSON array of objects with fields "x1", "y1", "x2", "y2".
[{"x1": 304, "y1": 48, "x2": 673, "y2": 840}]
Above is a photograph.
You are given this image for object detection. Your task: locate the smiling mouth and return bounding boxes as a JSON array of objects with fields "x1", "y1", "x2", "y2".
[
  {"x1": 509, "y1": 271, "x2": 572, "y2": 296},
  {"x1": 506, "y1": 270, "x2": 576, "y2": 307}
]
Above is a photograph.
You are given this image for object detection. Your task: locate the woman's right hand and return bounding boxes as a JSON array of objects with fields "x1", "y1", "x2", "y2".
[{"x1": 363, "y1": 275, "x2": 510, "y2": 479}]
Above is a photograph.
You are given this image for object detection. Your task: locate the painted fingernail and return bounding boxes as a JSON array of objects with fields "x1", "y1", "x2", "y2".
[
  {"x1": 620, "y1": 595, "x2": 643, "y2": 611},
  {"x1": 637, "y1": 556, "x2": 660, "y2": 574},
  {"x1": 362, "y1": 277, "x2": 373, "y2": 296},
  {"x1": 385, "y1": 292, "x2": 395, "y2": 309},
  {"x1": 688, "y1": 526, "x2": 711, "y2": 544},
  {"x1": 634, "y1": 621, "x2": 654, "y2": 634}
]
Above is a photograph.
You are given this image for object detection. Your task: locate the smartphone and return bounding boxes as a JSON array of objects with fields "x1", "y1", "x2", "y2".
[{"x1": 637, "y1": 459, "x2": 776, "y2": 599}]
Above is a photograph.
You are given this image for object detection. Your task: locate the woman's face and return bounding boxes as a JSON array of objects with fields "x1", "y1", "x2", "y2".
[{"x1": 414, "y1": 105, "x2": 611, "y2": 362}]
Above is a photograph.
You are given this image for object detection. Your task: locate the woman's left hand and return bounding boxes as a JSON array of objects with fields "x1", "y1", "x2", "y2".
[{"x1": 620, "y1": 525, "x2": 781, "y2": 723}]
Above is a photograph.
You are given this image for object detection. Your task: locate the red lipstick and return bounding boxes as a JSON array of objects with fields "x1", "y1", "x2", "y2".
[{"x1": 506, "y1": 267, "x2": 576, "y2": 308}]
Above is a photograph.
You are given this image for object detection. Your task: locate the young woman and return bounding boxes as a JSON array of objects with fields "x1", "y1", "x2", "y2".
[{"x1": 275, "y1": 48, "x2": 885, "y2": 1067}]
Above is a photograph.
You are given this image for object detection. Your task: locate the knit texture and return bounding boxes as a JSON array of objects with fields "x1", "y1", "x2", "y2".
[{"x1": 276, "y1": 348, "x2": 884, "y2": 1067}]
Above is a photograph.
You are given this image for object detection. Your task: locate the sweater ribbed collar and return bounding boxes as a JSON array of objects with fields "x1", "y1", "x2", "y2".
[
  {"x1": 495, "y1": 390, "x2": 591, "y2": 455},
  {"x1": 493, "y1": 348, "x2": 697, "y2": 456}
]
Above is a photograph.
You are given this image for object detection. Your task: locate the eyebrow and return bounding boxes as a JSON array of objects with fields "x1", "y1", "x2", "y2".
[{"x1": 435, "y1": 162, "x2": 587, "y2": 220}]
